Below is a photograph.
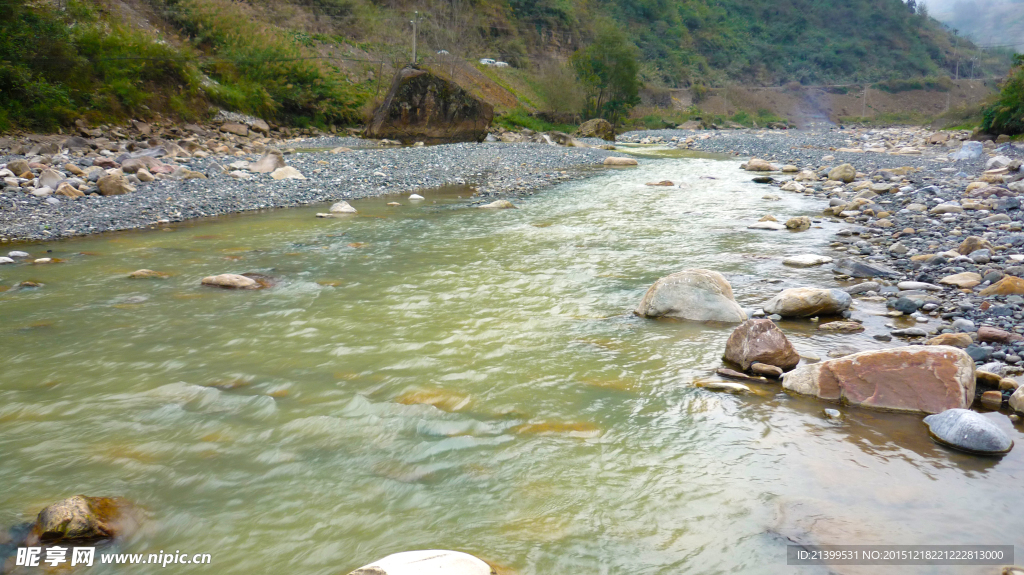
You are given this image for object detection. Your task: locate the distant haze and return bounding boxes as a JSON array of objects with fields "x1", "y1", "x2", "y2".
[{"x1": 922, "y1": 0, "x2": 1024, "y2": 51}]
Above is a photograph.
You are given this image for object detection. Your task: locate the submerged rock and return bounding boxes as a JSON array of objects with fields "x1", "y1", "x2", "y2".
[
  {"x1": 698, "y1": 379, "x2": 752, "y2": 393},
  {"x1": 635, "y1": 269, "x2": 747, "y2": 323},
  {"x1": 345, "y1": 550, "x2": 494, "y2": 575},
  {"x1": 723, "y1": 319, "x2": 800, "y2": 371},
  {"x1": 478, "y1": 200, "x2": 515, "y2": 209},
  {"x1": 128, "y1": 269, "x2": 169, "y2": 279},
  {"x1": 763, "y1": 288, "x2": 852, "y2": 318},
  {"x1": 27, "y1": 495, "x2": 137, "y2": 545},
  {"x1": 201, "y1": 274, "x2": 260, "y2": 289},
  {"x1": 782, "y1": 346, "x2": 976, "y2": 414},
  {"x1": 923, "y1": 409, "x2": 1013, "y2": 455}
]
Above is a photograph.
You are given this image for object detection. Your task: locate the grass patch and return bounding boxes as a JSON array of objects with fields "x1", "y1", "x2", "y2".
[
  {"x1": 872, "y1": 76, "x2": 953, "y2": 94},
  {"x1": 493, "y1": 109, "x2": 576, "y2": 133}
]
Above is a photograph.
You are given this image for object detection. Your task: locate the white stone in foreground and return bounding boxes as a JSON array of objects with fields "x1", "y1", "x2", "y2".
[
  {"x1": 747, "y1": 221, "x2": 786, "y2": 230},
  {"x1": 270, "y1": 166, "x2": 305, "y2": 180},
  {"x1": 346, "y1": 550, "x2": 493, "y2": 575},
  {"x1": 783, "y1": 255, "x2": 833, "y2": 267}
]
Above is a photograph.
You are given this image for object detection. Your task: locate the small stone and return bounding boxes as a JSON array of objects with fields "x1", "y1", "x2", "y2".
[
  {"x1": 952, "y1": 318, "x2": 977, "y2": 332},
  {"x1": 409, "y1": 193, "x2": 425, "y2": 200},
  {"x1": 128, "y1": 269, "x2": 169, "y2": 279},
  {"x1": 980, "y1": 390, "x2": 1004, "y2": 409},
  {"x1": 479, "y1": 200, "x2": 515, "y2": 209},
  {"x1": 750, "y1": 362, "x2": 784, "y2": 378},
  {"x1": 817, "y1": 321, "x2": 865, "y2": 333},
  {"x1": 824, "y1": 408, "x2": 842, "y2": 420},
  {"x1": 891, "y1": 327, "x2": 928, "y2": 337},
  {"x1": 926, "y1": 333, "x2": 973, "y2": 348}
]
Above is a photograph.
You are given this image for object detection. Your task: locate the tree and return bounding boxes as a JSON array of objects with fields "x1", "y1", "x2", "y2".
[
  {"x1": 907, "y1": 0, "x2": 917, "y2": 14},
  {"x1": 982, "y1": 54, "x2": 1024, "y2": 135},
  {"x1": 570, "y1": 23, "x2": 641, "y2": 124}
]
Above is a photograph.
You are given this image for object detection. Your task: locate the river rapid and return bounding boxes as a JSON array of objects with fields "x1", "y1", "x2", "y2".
[{"x1": 1, "y1": 152, "x2": 1021, "y2": 575}]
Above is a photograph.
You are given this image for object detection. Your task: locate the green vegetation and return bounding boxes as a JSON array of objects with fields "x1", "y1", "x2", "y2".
[
  {"x1": 981, "y1": 54, "x2": 1024, "y2": 136},
  {"x1": 0, "y1": 0, "x2": 1013, "y2": 133},
  {"x1": 493, "y1": 109, "x2": 577, "y2": 133},
  {"x1": 571, "y1": 23, "x2": 642, "y2": 124},
  {"x1": 0, "y1": 1, "x2": 204, "y2": 131},
  {"x1": 872, "y1": 76, "x2": 953, "y2": 93},
  {"x1": 633, "y1": 106, "x2": 787, "y2": 130}
]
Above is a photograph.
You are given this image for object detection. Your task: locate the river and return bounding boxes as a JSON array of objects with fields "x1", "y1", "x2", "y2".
[{"x1": 1, "y1": 152, "x2": 1021, "y2": 574}]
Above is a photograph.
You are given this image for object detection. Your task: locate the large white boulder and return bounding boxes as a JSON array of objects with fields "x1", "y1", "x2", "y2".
[
  {"x1": 635, "y1": 269, "x2": 747, "y2": 323},
  {"x1": 346, "y1": 550, "x2": 493, "y2": 575}
]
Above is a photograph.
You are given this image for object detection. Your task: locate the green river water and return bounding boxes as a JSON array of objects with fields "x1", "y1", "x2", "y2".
[{"x1": 1, "y1": 154, "x2": 1021, "y2": 575}]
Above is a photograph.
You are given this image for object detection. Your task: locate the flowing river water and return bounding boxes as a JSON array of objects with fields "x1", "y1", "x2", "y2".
[{"x1": 1, "y1": 151, "x2": 1022, "y2": 575}]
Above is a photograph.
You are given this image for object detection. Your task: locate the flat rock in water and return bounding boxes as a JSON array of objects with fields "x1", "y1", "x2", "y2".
[
  {"x1": 128, "y1": 269, "x2": 169, "y2": 279},
  {"x1": 201, "y1": 274, "x2": 260, "y2": 289},
  {"x1": 329, "y1": 201, "x2": 357, "y2": 214},
  {"x1": 818, "y1": 321, "x2": 864, "y2": 333},
  {"x1": 783, "y1": 254, "x2": 833, "y2": 267},
  {"x1": 782, "y1": 346, "x2": 976, "y2": 414},
  {"x1": 699, "y1": 379, "x2": 753, "y2": 393},
  {"x1": 345, "y1": 550, "x2": 493, "y2": 575},
  {"x1": 748, "y1": 221, "x2": 786, "y2": 230},
  {"x1": 923, "y1": 409, "x2": 1013, "y2": 455},
  {"x1": 832, "y1": 258, "x2": 898, "y2": 278},
  {"x1": 479, "y1": 200, "x2": 515, "y2": 209},
  {"x1": 714, "y1": 368, "x2": 765, "y2": 384},
  {"x1": 843, "y1": 282, "x2": 880, "y2": 294}
]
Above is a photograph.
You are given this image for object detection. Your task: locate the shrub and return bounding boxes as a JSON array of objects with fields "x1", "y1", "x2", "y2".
[{"x1": 981, "y1": 55, "x2": 1024, "y2": 136}]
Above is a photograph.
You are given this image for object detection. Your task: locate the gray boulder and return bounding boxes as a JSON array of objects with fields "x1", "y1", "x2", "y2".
[
  {"x1": 924, "y1": 409, "x2": 1013, "y2": 455},
  {"x1": 763, "y1": 288, "x2": 852, "y2": 318},
  {"x1": 635, "y1": 269, "x2": 747, "y2": 323}
]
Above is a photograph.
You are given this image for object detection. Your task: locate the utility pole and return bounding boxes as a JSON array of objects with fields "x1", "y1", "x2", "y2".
[
  {"x1": 952, "y1": 31, "x2": 960, "y2": 80},
  {"x1": 862, "y1": 84, "x2": 868, "y2": 117},
  {"x1": 970, "y1": 58, "x2": 976, "y2": 80},
  {"x1": 410, "y1": 11, "x2": 419, "y2": 65}
]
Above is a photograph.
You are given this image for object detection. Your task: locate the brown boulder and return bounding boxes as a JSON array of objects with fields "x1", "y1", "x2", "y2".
[
  {"x1": 128, "y1": 269, "x2": 169, "y2": 279},
  {"x1": 55, "y1": 182, "x2": 84, "y2": 198},
  {"x1": 7, "y1": 159, "x2": 30, "y2": 176},
  {"x1": 96, "y1": 174, "x2": 136, "y2": 196},
  {"x1": 576, "y1": 118, "x2": 615, "y2": 141},
  {"x1": 957, "y1": 235, "x2": 993, "y2": 255},
  {"x1": 220, "y1": 122, "x2": 250, "y2": 137},
  {"x1": 723, "y1": 319, "x2": 800, "y2": 371},
  {"x1": 365, "y1": 66, "x2": 493, "y2": 144},
  {"x1": 248, "y1": 150, "x2": 286, "y2": 173},
  {"x1": 782, "y1": 346, "x2": 975, "y2": 414},
  {"x1": 978, "y1": 326, "x2": 1024, "y2": 344},
  {"x1": 939, "y1": 272, "x2": 982, "y2": 289},
  {"x1": 27, "y1": 495, "x2": 137, "y2": 545},
  {"x1": 926, "y1": 333, "x2": 974, "y2": 348},
  {"x1": 604, "y1": 157, "x2": 638, "y2": 166},
  {"x1": 980, "y1": 276, "x2": 1024, "y2": 296}
]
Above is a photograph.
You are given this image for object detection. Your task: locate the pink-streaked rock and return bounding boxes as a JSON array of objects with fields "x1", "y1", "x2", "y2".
[
  {"x1": 723, "y1": 319, "x2": 800, "y2": 371},
  {"x1": 978, "y1": 326, "x2": 1024, "y2": 344},
  {"x1": 782, "y1": 346, "x2": 975, "y2": 414}
]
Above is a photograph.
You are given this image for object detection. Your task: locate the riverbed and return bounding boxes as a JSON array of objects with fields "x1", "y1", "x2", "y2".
[{"x1": 1, "y1": 153, "x2": 1021, "y2": 575}]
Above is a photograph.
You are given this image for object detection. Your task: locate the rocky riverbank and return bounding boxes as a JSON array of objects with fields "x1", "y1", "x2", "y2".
[
  {"x1": 621, "y1": 125, "x2": 1024, "y2": 417},
  {"x1": 0, "y1": 116, "x2": 617, "y2": 242}
]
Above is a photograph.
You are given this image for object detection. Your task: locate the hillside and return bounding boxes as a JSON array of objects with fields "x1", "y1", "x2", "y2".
[
  {"x1": 928, "y1": 0, "x2": 1024, "y2": 54},
  {"x1": 0, "y1": 0, "x2": 1012, "y2": 132}
]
